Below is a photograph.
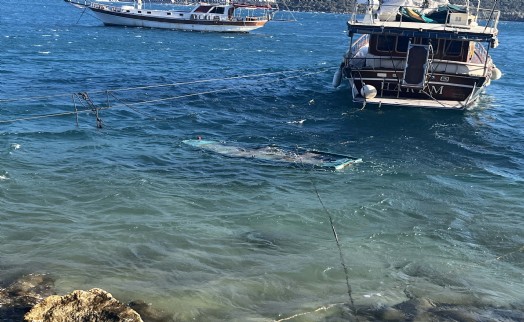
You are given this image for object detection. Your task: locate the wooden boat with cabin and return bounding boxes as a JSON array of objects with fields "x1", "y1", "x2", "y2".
[{"x1": 333, "y1": 0, "x2": 502, "y2": 110}]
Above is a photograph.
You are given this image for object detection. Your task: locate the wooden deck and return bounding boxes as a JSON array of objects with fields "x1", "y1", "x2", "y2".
[{"x1": 356, "y1": 97, "x2": 468, "y2": 110}]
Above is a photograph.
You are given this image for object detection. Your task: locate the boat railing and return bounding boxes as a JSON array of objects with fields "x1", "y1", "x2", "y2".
[
  {"x1": 350, "y1": 34, "x2": 369, "y2": 57},
  {"x1": 471, "y1": 42, "x2": 489, "y2": 64},
  {"x1": 471, "y1": 7, "x2": 500, "y2": 31}
]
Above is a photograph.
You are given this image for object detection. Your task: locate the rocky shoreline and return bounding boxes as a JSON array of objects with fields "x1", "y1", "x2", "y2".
[
  {"x1": 2, "y1": 274, "x2": 523, "y2": 321},
  {"x1": 0, "y1": 274, "x2": 169, "y2": 322}
]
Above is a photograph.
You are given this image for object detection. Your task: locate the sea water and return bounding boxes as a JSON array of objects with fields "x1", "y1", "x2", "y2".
[{"x1": 0, "y1": 0, "x2": 522, "y2": 320}]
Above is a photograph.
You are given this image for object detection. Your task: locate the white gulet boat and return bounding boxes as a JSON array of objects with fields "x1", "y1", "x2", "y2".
[
  {"x1": 333, "y1": 0, "x2": 502, "y2": 110},
  {"x1": 65, "y1": 0, "x2": 277, "y2": 33}
]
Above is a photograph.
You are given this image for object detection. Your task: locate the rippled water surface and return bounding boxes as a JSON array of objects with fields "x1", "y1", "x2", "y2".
[{"x1": 1, "y1": 1, "x2": 523, "y2": 320}]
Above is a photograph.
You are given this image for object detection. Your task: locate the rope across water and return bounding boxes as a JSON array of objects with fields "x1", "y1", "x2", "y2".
[{"x1": 0, "y1": 68, "x2": 329, "y2": 125}]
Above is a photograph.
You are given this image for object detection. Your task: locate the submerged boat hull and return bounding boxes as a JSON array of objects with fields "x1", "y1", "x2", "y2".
[{"x1": 183, "y1": 139, "x2": 362, "y2": 170}]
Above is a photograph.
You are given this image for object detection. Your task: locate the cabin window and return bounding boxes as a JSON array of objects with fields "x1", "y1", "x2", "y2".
[
  {"x1": 444, "y1": 40, "x2": 463, "y2": 57},
  {"x1": 370, "y1": 35, "x2": 437, "y2": 57},
  {"x1": 396, "y1": 36, "x2": 409, "y2": 53},
  {"x1": 414, "y1": 38, "x2": 430, "y2": 45},
  {"x1": 147, "y1": 11, "x2": 151, "y2": 14},
  {"x1": 179, "y1": 14, "x2": 183, "y2": 17},
  {"x1": 167, "y1": 12, "x2": 171, "y2": 15},
  {"x1": 194, "y1": 5, "x2": 213, "y2": 13},
  {"x1": 137, "y1": 10, "x2": 141, "y2": 13},
  {"x1": 209, "y1": 7, "x2": 225, "y2": 14},
  {"x1": 376, "y1": 35, "x2": 396, "y2": 52}
]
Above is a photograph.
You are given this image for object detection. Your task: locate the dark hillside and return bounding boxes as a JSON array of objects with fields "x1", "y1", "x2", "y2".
[
  {"x1": 155, "y1": 0, "x2": 522, "y2": 21},
  {"x1": 280, "y1": 0, "x2": 523, "y2": 21}
]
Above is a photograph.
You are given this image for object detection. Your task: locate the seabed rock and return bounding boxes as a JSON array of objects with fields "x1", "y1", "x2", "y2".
[
  {"x1": 0, "y1": 273, "x2": 55, "y2": 322},
  {"x1": 24, "y1": 288, "x2": 143, "y2": 322},
  {"x1": 355, "y1": 298, "x2": 524, "y2": 322}
]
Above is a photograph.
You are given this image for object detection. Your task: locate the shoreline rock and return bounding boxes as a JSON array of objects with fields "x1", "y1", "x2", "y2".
[
  {"x1": 24, "y1": 288, "x2": 143, "y2": 322},
  {"x1": 1, "y1": 274, "x2": 170, "y2": 322}
]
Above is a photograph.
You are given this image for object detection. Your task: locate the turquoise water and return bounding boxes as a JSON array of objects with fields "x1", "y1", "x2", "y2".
[{"x1": 1, "y1": 1, "x2": 523, "y2": 320}]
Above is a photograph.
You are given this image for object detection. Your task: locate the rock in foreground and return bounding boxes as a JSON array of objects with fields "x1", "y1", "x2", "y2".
[{"x1": 24, "y1": 288, "x2": 143, "y2": 322}]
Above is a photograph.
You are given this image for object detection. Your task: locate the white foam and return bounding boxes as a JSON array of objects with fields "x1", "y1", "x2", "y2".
[{"x1": 287, "y1": 119, "x2": 306, "y2": 124}]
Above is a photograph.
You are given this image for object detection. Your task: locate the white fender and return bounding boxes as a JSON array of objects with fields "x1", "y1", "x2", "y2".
[
  {"x1": 360, "y1": 84, "x2": 377, "y2": 99},
  {"x1": 491, "y1": 67, "x2": 502, "y2": 80},
  {"x1": 332, "y1": 68, "x2": 342, "y2": 88}
]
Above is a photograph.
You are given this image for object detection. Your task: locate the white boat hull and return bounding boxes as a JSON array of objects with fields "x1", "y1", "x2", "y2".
[
  {"x1": 94, "y1": 11, "x2": 264, "y2": 32},
  {"x1": 88, "y1": 4, "x2": 268, "y2": 32}
]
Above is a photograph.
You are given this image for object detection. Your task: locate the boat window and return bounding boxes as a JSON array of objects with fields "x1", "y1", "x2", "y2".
[
  {"x1": 396, "y1": 36, "x2": 409, "y2": 53},
  {"x1": 194, "y1": 5, "x2": 213, "y2": 13},
  {"x1": 167, "y1": 12, "x2": 171, "y2": 15},
  {"x1": 209, "y1": 7, "x2": 225, "y2": 14},
  {"x1": 376, "y1": 35, "x2": 396, "y2": 52},
  {"x1": 444, "y1": 40, "x2": 463, "y2": 57}
]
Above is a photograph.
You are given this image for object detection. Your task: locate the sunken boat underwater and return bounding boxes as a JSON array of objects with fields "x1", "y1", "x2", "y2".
[
  {"x1": 64, "y1": 0, "x2": 278, "y2": 33},
  {"x1": 333, "y1": 0, "x2": 502, "y2": 110},
  {"x1": 183, "y1": 139, "x2": 362, "y2": 170}
]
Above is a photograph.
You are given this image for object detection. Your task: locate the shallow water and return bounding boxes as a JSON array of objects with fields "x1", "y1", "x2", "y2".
[{"x1": 0, "y1": 1, "x2": 523, "y2": 320}]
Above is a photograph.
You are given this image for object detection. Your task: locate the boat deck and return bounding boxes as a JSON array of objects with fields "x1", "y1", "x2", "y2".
[{"x1": 356, "y1": 97, "x2": 468, "y2": 110}]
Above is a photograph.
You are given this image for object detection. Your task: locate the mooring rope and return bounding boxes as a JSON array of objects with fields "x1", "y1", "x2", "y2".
[
  {"x1": 0, "y1": 68, "x2": 320, "y2": 104},
  {"x1": 308, "y1": 173, "x2": 357, "y2": 318},
  {"x1": 274, "y1": 303, "x2": 342, "y2": 322},
  {"x1": 0, "y1": 68, "x2": 328, "y2": 125},
  {"x1": 293, "y1": 150, "x2": 358, "y2": 320}
]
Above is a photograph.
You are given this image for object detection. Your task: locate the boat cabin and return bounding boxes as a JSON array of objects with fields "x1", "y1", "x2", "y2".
[{"x1": 369, "y1": 35, "x2": 472, "y2": 62}]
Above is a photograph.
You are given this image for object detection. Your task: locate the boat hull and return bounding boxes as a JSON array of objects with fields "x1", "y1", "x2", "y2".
[
  {"x1": 90, "y1": 7, "x2": 267, "y2": 32},
  {"x1": 348, "y1": 78, "x2": 487, "y2": 110},
  {"x1": 346, "y1": 69, "x2": 488, "y2": 109}
]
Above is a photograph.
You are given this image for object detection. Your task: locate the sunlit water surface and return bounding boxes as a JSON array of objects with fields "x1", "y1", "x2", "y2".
[{"x1": 0, "y1": 1, "x2": 522, "y2": 320}]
